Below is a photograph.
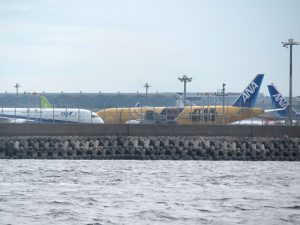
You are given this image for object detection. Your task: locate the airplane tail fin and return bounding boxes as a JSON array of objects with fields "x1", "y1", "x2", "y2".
[
  {"x1": 40, "y1": 96, "x2": 53, "y2": 108},
  {"x1": 267, "y1": 84, "x2": 297, "y2": 117},
  {"x1": 232, "y1": 74, "x2": 264, "y2": 107},
  {"x1": 267, "y1": 84, "x2": 288, "y2": 109}
]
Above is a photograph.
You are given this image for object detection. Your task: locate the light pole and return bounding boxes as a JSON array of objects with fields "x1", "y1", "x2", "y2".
[
  {"x1": 282, "y1": 39, "x2": 299, "y2": 125},
  {"x1": 14, "y1": 83, "x2": 21, "y2": 107},
  {"x1": 178, "y1": 75, "x2": 192, "y2": 106},
  {"x1": 144, "y1": 83, "x2": 151, "y2": 106},
  {"x1": 216, "y1": 83, "x2": 226, "y2": 125}
]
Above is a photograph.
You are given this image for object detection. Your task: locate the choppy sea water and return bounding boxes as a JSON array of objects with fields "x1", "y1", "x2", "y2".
[{"x1": 0, "y1": 160, "x2": 300, "y2": 225}]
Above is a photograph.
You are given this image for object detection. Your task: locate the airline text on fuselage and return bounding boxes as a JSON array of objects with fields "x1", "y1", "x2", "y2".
[
  {"x1": 60, "y1": 112, "x2": 76, "y2": 117},
  {"x1": 242, "y1": 82, "x2": 258, "y2": 103}
]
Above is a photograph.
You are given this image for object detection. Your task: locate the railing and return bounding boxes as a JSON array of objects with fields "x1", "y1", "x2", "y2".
[{"x1": 1, "y1": 105, "x2": 299, "y2": 126}]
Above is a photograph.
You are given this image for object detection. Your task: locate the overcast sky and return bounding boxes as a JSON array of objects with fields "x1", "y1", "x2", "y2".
[{"x1": 0, "y1": 0, "x2": 300, "y2": 96}]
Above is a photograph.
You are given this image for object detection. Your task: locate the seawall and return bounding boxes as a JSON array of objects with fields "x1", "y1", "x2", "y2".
[
  {"x1": 1, "y1": 124, "x2": 300, "y2": 137},
  {"x1": 1, "y1": 124, "x2": 299, "y2": 160}
]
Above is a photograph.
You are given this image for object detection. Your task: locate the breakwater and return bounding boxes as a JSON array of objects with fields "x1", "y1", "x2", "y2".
[{"x1": 1, "y1": 136, "x2": 299, "y2": 160}]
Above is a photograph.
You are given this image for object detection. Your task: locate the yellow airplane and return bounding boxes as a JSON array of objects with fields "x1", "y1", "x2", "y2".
[{"x1": 97, "y1": 74, "x2": 264, "y2": 125}]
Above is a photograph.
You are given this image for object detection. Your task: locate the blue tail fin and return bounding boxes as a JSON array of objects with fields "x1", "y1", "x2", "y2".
[
  {"x1": 232, "y1": 74, "x2": 264, "y2": 107},
  {"x1": 267, "y1": 84, "x2": 288, "y2": 109},
  {"x1": 267, "y1": 84, "x2": 294, "y2": 117}
]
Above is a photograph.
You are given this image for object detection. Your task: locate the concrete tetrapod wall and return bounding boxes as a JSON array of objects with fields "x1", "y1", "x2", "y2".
[
  {"x1": 1, "y1": 135, "x2": 300, "y2": 161},
  {"x1": 1, "y1": 124, "x2": 300, "y2": 137}
]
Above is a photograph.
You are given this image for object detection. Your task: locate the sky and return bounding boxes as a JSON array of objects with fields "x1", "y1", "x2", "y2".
[{"x1": 0, "y1": 0, "x2": 300, "y2": 96}]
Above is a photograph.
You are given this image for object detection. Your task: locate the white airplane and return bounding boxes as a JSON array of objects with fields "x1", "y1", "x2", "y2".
[
  {"x1": 0, "y1": 96, "x2": 104, "y2": 124},
  {"x1": 230, "y1": 116, "x2": 283, "y2": 125},
  {"x1": 0, "y1": 108, "x2": 104, "y2": 124}
]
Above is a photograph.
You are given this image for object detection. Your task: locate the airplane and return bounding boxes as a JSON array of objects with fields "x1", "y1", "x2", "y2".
[
  {"x1": 267, "y1": 83, "x2": 300, "y2": 122},
  {"x1": 232, "y1": 83, "x2": 300, "y2": 126},
  {"x1": 97, "y1": 74, "x2": 265, "y2": 125},
  {"x1": 0, "y1": 96, "x2": 104, "y2": 124}
]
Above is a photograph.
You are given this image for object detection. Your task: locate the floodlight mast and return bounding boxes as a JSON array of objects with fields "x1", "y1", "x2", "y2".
[
  {"x1": 14, "y1": 83, "x2": 20, "y2": 96},
  {"x1": 14, "y1": 83, "x2": 21, "y2": 107},
  {"x1": 282, "y1": 39, "x2": 299, "y2": 125},
  {"x1": 215, "y1": 83, "x2": 226, "y2": 125},
  {"x1": 222, "y1": 83, "x2": 226, "y2": 125},
  {"x1": 144, "y1": 83, "x2": 151, "y2": 106},
  {"x1": 178, "y1": 75, "x2": 192, "y2": 106}
]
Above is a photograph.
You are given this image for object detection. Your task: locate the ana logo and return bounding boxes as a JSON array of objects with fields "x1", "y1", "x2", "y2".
[
  {"x1": 242, "y1": 81, "x2": 258, "y2": 103},
  {"x1": 273, "y1": 93, "x2": 288, "y2": 109},
  {"x1": 61, "y1": 112, "x2": 73, "y2": 117}
]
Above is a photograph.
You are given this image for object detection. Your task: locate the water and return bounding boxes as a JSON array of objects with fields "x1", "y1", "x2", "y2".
[{"x1": 0, "y1": 160, "x2": 300, "y2": 225}]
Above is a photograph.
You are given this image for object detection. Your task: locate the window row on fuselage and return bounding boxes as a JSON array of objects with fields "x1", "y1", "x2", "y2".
[{"x1": 0, "y1": 109, "x2": 89, "y2": 121}]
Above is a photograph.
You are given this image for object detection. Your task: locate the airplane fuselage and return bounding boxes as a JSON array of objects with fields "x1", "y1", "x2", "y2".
[
  {"x1": 0, "y1": 108, "x2": 104, "y2": 124},
  {"x1": 97, "y1": 106, "x2": 263, "y2": 125}
]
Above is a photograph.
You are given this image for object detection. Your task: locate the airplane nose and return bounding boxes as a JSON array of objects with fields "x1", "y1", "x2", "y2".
[
  {"x1": 98, "y1": 117, "x2": 104, "y2": 124},
  {"x1": 93, "y1": 116, "x2": 104, "y2": 124}
]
